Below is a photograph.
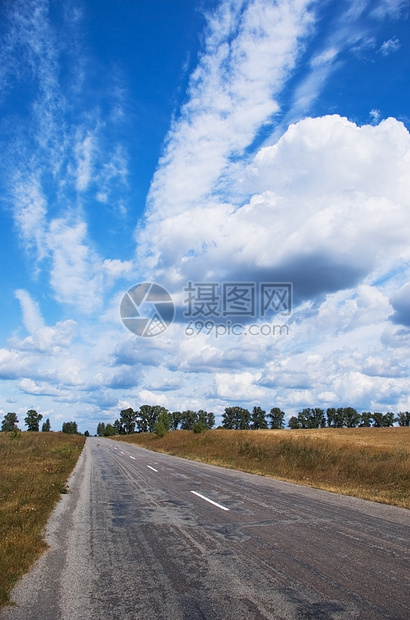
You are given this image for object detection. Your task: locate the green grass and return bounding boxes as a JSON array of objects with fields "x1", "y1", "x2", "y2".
[{"x1": 0, "y1": 432, "x2": 85, "y2": 608}]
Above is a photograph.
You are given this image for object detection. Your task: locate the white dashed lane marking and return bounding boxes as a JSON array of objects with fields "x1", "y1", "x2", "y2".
[{"x1": 190, "y1": 491, "x2": 229, "y2": 511}]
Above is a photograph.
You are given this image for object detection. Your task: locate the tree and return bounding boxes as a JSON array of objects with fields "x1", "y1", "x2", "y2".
[
  {"x1": 372, "y1": 412, "x2": 384, "y2": 427},
  {"x1": 288, "y1": 416, "x2": 301, "y2": 429},
  {"x1": 251, "y1": 406, "x2": 268, "y2": 430},
  {"x1": 343, "y1": 407, "x2": 360, "y2": 428},
  {"x1": 197, "y1": 410, "x2": 215, "y2": 430},
  {"x1": 222, "y1": 407, "x2": 250, "y2": 430},
  {"x1": 62, "y1": 421, "x2": 78, "y2": 434},
  {"x1": 180, "y1": 410, "x2": 198, "y2": 430},
  {"x1": 269, "y1": 407, "x2": 285, "y2": 429},
  {"x1": 1, "y1": 412, "x2": 19, "y2": 432},
  {"x1": 207, "y1": 411, "x2": 215, "y2": 429},
  {"x1": 170, "y1": 411, "x2": 182, "y2": 431},
  {"x1": 119, "y1": 408, "x2": 137, "y2": 434},
  {"x1": 297, "y1": 408, "x2": 325, "y2": 429},
  {"x1": 236, "y1": 407, "x2": 251, "y2": 430},
  {"x1": 42, "y1": 418, "x2": 51, "y2": 432},
  {"x1": 326, "y1": 408, "x2": 337, "y2": 427},
  {"x1": 136, "y1": 406, "x2": 150, "y2": 433},
  {"x1": 84, "y1": 430, "x2": 90, "y2": 437},
  {"x1": 96, "y1": 422, "x2": 106, "y2": 436},
  {"x1": 103, "y1": 423, "x2": 116, "y2": 437},
  {"x1": 359, "y1": 412, "x2": 372, "y2": 427},
  {"x1": 326, "y1": 407, "x2": 345, "y2": 428},
  {"x1": 138, "y1": 405, "x2": 160, "y2": 433},
  {"x1": 397, "y1": 411, "x2": 410, "y2": 426},
  {"x1": 382, "y1": 412, "x2": 395, "y2": 427},
  {"x1": 114, "y1": 419, "x2": 124, "y2": 434},
  {"x1": 154, "y1": 410, "x2": 171, "y2": 437},
  {"x1": 25, "y1": 409, "x2": 43, "y2": 432},
  {"x1": 222, "y1": 407, "x2": 236, "y2": 429}
]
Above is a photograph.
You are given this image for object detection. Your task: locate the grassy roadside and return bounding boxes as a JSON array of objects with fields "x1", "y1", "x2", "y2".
[
  {"x1": 113, "y1": 427, "x2": 410, "y2": 509},
  {"x1": 0, "y1": 432, "x2": 86, "y2": 608}
]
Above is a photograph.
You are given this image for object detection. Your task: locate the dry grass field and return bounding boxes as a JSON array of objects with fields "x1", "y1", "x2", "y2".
[
  {"x1": 0, "y1": 431, "x2": 85, "y2": 608},
  {"x1": 114, "y1": 427, "x2": 410, "y2": 509}
]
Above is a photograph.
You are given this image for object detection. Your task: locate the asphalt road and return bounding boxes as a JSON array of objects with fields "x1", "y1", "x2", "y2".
[{"x1": 2, "y1": 437, "x2": 409, "y2": 620}]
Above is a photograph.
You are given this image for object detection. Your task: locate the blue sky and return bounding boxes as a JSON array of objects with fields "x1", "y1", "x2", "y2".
[{"x1": 0, "y1": 0, "x2": 409, "y2": 432}]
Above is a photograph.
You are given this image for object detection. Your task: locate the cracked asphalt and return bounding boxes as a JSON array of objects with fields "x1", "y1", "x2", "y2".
[{"x1": 1, "y1": 437, "x2": 409, "y2": 619}]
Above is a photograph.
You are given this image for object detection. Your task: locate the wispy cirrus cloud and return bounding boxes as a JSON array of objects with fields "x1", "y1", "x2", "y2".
[
  {"x1": 14, "y1": 289, "x2": 45, "y2": 334},
  {"x1": 0, "y1": 0, "x2": 131, "y2": 315},
  {"x1": 143, "y1": 0, "x2": 315, "y2": 221}
]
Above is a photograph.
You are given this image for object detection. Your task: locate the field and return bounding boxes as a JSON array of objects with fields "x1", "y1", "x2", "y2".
[
  {"x1": 0, "y1": 431, "x2": 85, "y2": 608},
  {"x1": 114, "y1": 427, "x2": 410, "y2": 509}
]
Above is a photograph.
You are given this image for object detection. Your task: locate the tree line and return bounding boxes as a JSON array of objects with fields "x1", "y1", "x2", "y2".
[
  {"x1": 2, "y1": 405, "x2": 408, "y2": 438},
  {"x1": 97, "y1": 406, "x2": 216, "y2": 438},
  {"x1": 0, "y1": 410, "x2": 90, "y2": 435},
  {"x1": 287, "y1": 408, "x2": 410, "y2": 429},
  {"x1": 96, "y1": 405, "x2": 410, "y2": 437}
]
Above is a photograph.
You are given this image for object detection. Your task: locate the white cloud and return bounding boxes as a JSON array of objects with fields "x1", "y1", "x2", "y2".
[
  {"x1": 102, "y1": 259, "x2": 133, "y2": 280},
  {"x1": 380, "y1": 36, "x2": 401, "y2": 55},
  {"x1": 0, "y1": 348, "x2": 33, "y2": 380},
  {"x1": 128, "y1": 0, "x2": 410, "y2": 423},
  {"x1": 1, "y1": 0, "x2": 132, "y2": 319},
  {"x1": 138, "y1": 389, "x2": 168, "y2": 407},
  {"x1": 214, "y1": 371, "x2": 265, "y2": 402},
  {"x1": 138, "y1": 116, "x2": 410, "y2": 306},
  {"x1": 46, "y1": 218, "x2": 103, "y2": 313},
  {"x1": 12, "y1": 179, "x2": 47, "y2": 257},
  {"x1": 142, "y1": 0, "x2": 314, "y2": 227},
  {"x1": 390, "y1": 282, "x2": 410, "y2": 326},
  {"x1": 310, "y1": 47, "x2": 339, "y2": 68},
  {"x1": 131, "y1": 111, "x2": 410, "y2": 419},
  {"x1": 18, "y1": 378, "x2": 61, "y2": 396},
  {"x1": 15, "y1": 290, "x2": 45, "y2": 334},
  {"x1": 11, "y1": 319, "x2": 77, "y2": 354},
  {"x1": 370, "y1": 108, "x2": 381, "y2": 123},
  {"x1": 75, "y1": 133, "x2": 94, "y2": 191},
  {"x1": 371, "y1": 0, "x2": 410, "y2": 20}
]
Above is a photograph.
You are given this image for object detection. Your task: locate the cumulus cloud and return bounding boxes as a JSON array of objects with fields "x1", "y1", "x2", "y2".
[
  {"x1": 11, "y1": 319, "x2": 77, "y2": 354},
  {"x1": 389, "y1": 283, "x2": 410, "y2": 326},
  {"x1": 126, "y1": 0, "x2": 410, "y2": 419},
  {"x1": 138, "y1": 389, "x2": 168, "y2": 407},
  {"x1": 138, "y1": 116, "x2": 410, "y2": 307},
  {"x1": 213, "y1": 371, "x2": 265, "y2": 402},
  {"x1": 18, "y1": 378, "x2": 62, "y2": 397},
  {"x1": 0, "y1": 348, "x2": 34, "y2": 380},
  {"x1": 129, "y1": 111, "x2": 410, "y2": 416}
]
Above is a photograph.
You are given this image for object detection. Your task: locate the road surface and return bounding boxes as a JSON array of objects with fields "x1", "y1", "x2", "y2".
[{"x1": 2, "y1": 437, "x2": 409, "y2": 619}]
